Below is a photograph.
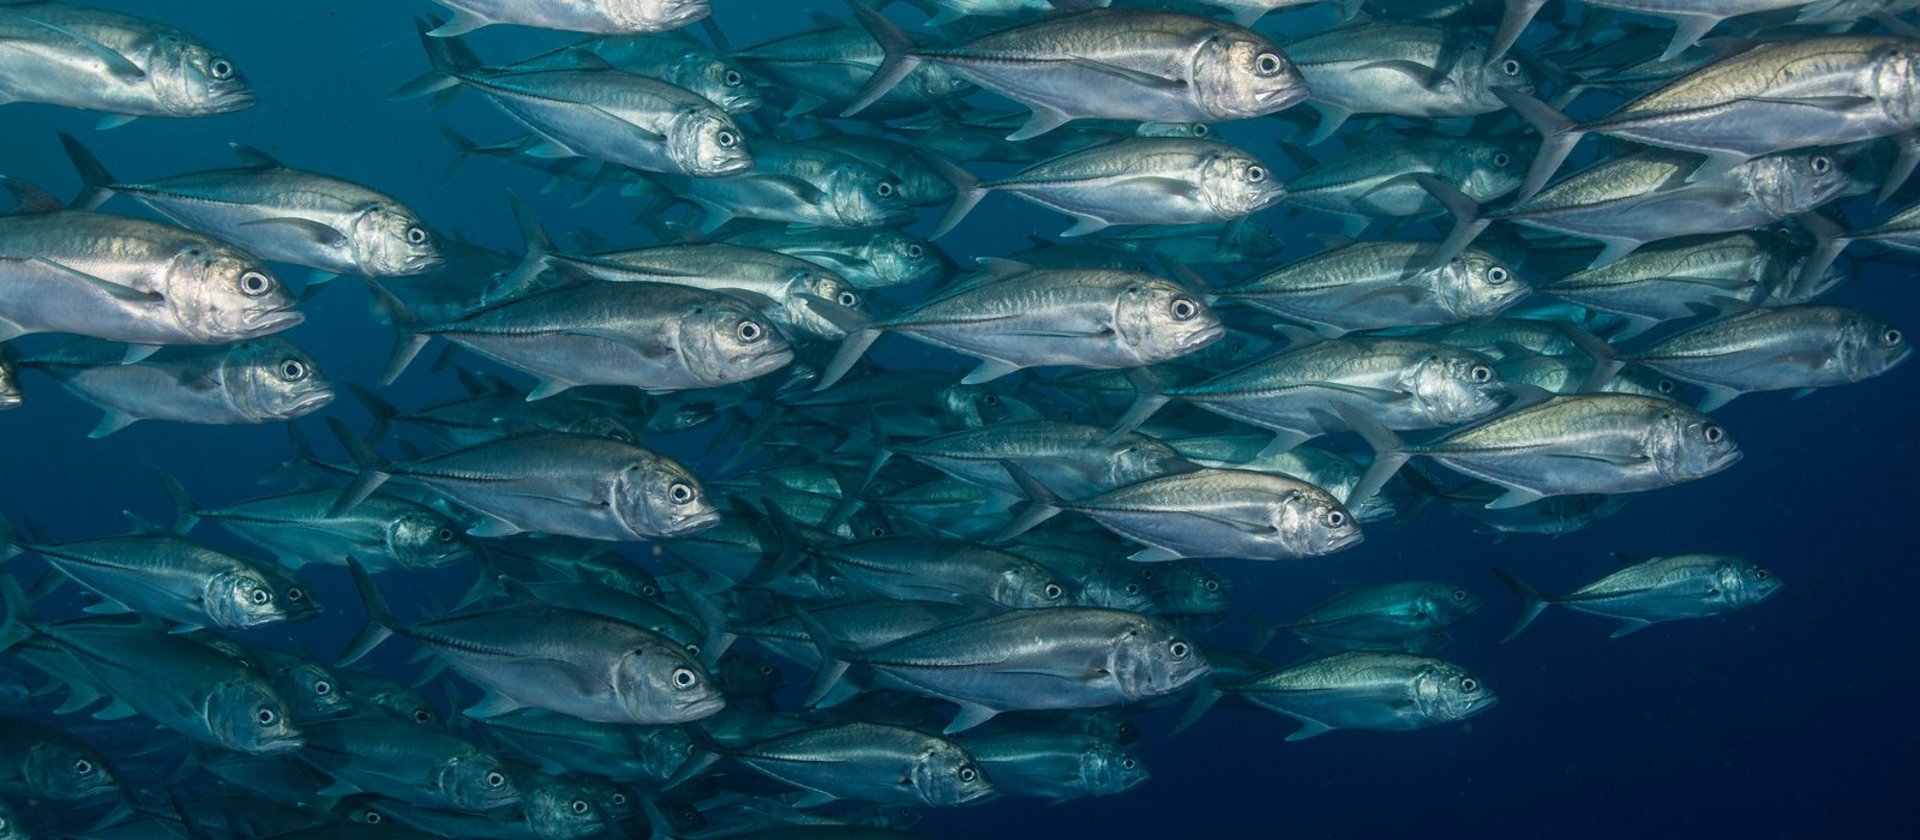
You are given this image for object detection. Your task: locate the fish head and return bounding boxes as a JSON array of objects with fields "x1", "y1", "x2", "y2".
[
  {"x1": 633, "y1": 725, "x2": 698, "y2": 785},
  {"x1": 1464, "y1": 48, "x2": 1535, "y2": 108},
  {"x1": 1276, "y1": 487, "x2": 1363, "y2": 558},
  {"x1": 525, "y1": 780, "x2": 607, "y2": 840},
  {"x1": 1416, "y1": 582, "x2": 1482, "y2": 625},
  {"x1": 611, "y1": 641, "x2": 725, "y2": 724},
  {"x1": 716, "y1": 650, "x2": 787, "y2": 697},
  {"x1": 618, "y1": 456, "x2": 719, "y2": 538},
  {"x1": 148, "y1": 34, "x2": 255, "y2": 116},
  {"x1": 1719, "y1": 556, "x2": 1784, "y2": 607},
  {"x1": 788, "y1": 268, "x2": 863, "y2": 340},
  {"x1": 1191, "y1": 32, "x2": 1308, "y2": 119},
  {"x1": 204, "y1": 568, "x2": 297, "y2": 630},
  {"x1": 827, "y1": 162, "x2": 912, "y2": 227},
  {"x1": 910, "y1": 742, "x2": 995, "y2": 807},
  {"x1": 384, "y1": 510, "x2": 475, "y2": 570},
  {"x1": 1199, "y1": 148, "x2": 1288, "y2": 218},
  {"x1": 273, "y1": 660, "x2": 354, "y2": 721},
  {"x1": 439, "y1": 754, "x2": 520, "y2": 812},
  {"x1": 1753, "y1": 149, "x2": 1861, "y2": 217},
  {"x1": 350, "y1": 205, "x2": 443, "y2": 276},
  {"x1": 1082, "y1": 740, "x2": 1151, "y2": 796},
  {"x1": 1453, "y1": 141, "x2": 1527, "y2": 202},
  {"x1": 1111, "y1": 618, "x2": 1211, "y2": 699},
  {"x1": 612, "y1": 0, "x2": 713, "y2": 31},
  {"x1": 226, "y1": 338, "x2": 334, "y2": 422},
  {"x1": 1115, "y1": 278, "x2": 1223, "y2": 364},
  {"x1": 677, "y1": 298, "x2": 794, "y2": 386},
  {"x1": 1650, "y1": 406, "x2": 1742, "y2": 483},
  {"x1": 680, "y1": 54, "x2": 763, "y2": 114},
  {"x1": 1603, "y1": 364, "x2": 1683, "y2": 400},
  {"x1": 1225, "y1": 221, "x2": 1284, "y2": 261},
  {"x1": 995, "y1": 566, "x2": 1070, "y2": 609},
  {"x1": 1409, "y1": 347, "x2": 1506, "y2": 426},
  {"x1": 204, "y1": 679, "x2": 303, "y2": 755},
  {"x1": 869, "y1": 231, "x2": 945, "y2": 286},
  {"x1": 166, "y1": 248, "x2": 303, "y2": 341},
  {"x1": 1869, "y1": 41, "x2": 1920, "y2": 128},
  {"x1": 1437, "y1": 250, "x2": 1529, "y2": 319},
  {"x1": 1836, "y1": 311, "x2": 1913, "y2": 381},
  {"x1": 20, "y1": 737, "x2": 116, "y2": 800},
  {"x1": 667, "y1": 108, "x2": 753, "y2": 177},
  {"x1": 1414, "y1": 663, "x2": 1498, "y2": 723}
]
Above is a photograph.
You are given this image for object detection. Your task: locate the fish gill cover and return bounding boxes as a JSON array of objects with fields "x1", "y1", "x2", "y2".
[{"x1": 0, "y1": 0, "x2": 1915, "y2": 837}]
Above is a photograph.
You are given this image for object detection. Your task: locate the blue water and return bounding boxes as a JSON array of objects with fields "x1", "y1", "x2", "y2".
[{"x1": 2, "y1": 1, "x2": 1917, "y2": 837}]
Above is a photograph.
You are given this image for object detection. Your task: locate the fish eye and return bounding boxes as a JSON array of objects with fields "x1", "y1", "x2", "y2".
[
  {"x1": 1470, "y1": 364, "x2": 1493, "y2": 384},
  {"x1": 414, "y1": 710, "x2": 433, "y2": 723},
  {"x1": 724, "y1": 69, "x2": 743, "y2": 87},
  {"x1": 249, "y1": 589, "x2": 271, "y2": 605},
  {"x1": 1487, "y1": 266, "x2": 1511, "y2": 285},
  {"x1": 572, "y1": 800, "x2": 591, "y2": 815},
  {"x1": 256, "y1": 708, "x2": 277, "y2": 726},
  {"x1": 672, "y1": 667, "x2": 698, "y2": 689},
  {"x1": 1494, "y1": 153, "x2": 1511, "y2": 167},
  {"x1": 612, "y1": 793, "x2": 629, "y2": 806},
  {"x1": 239, "y1": 271, "x2": 273, "y2": 296},
  {"x1": 487, "y1": 771, "x2": 506, "y2": 788},
  {"x1": 314, "y1": 680, "x2": 333, "y2": 696},
  {"x1": 1044, "y1": 583, "x2": 1064, "y2": 600},
  {"x1": 1124, "y1": 583, "x2": 1140, "y2": 595},
  {"x1": 1885, "y1": 328, "x2": 1903, "y2": 345},
  {"x1": 907, "y1": 244, "x2": 925, "y2": 258},
  {"x1": 72, "y1": 758, "x2": 93, "y2": 775},
  {"x1": 364, "y1": 812, "x2": 383, "y2": 825},
  {"x1": 1122, "y1": 757, "x2": 1137, "y2": 770},
  {"x1": 983, "y1": 394, "x2": 1001, "y2": 406},
  {"x1": 1501, "y1": 59, "x2": 1521, "y2": 76},
  {"x1": 279, "y1": 359, "x2": 308, "y2": 380},
  {"x1": 1453, "y1": 590, "x2": 1468, "y2": 601},
  {"x1": 1702, "y1": 424, "x2": 1724, "y2": 444},
  {"x1": 1325, "y1": 510, "x2": 1347, "y2": 528},
  {"x1": 1203, "y1": 579, "x2": 1219, "y2": 592},
  {"x1": 1256, "y1": 52, "x2": 1283, "y2": 76},
  {"x1": 210, "y1": 59, "x2": 234, "y2": 80},
  {"x1": 760, "y1": 664, "x2": 776, "y2": 676},
  {"x1": 1658, "y1": 379, "x2": 1676, "y2": 394},
  {"x1": 1246, "y1": 165, "x2": 1267, "y2": 183},
  {"x1": 1169, "y1": 641, "x2": 1191, "y2": 660},
  {"x1": 869, "y1": 526, "x2": 888, "y2": 537},
  {"x1": 406, "y1": 226, "x2": 429, "y2": 245},
  {"x1": 669, "y1": 483, "x2": 695, "y2": 504},
  {"x1": 837, "y1": 290, "x2": 860, "y2": 307},
  {"x1": 876, "y1": 181, "x2": 895, "y2": 198},
  {"x1": 1192, "y1": 123, "x2": 1210, "y2": 137},
  {"x1": 716, "y1": 130, "x2": 739, "y2": 148},
  {"x1": 1170, "y1": 298, "x2": 1199, "y2": 321},
  {"x1": 736, "y1": 321, "x2": 763, "y2": 342},
  {"x1": 438, "y1": 528, "x2": 455, "y2": 542},
  {"x1": 959, "y1": 766, "x2": 978, "y2": 782},
  {"x1": 1754, "y1": 568, "x2": 1770, "y2": 580},
  {"x1": 1460, "y1": 677, "x2": 1480, "y2": 692},
  {"x1": 287, "y1": 588, "x2": 304, "y2": 602},
  {"x1": 1811, "y1": 155, "x2": 1831, "y2": 174}
]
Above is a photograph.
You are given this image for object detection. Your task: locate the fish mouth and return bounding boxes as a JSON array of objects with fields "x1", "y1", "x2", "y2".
[
  {"x1": 673, "y1": 693, "x2": 727, "y2": 721},
  {"x1": 247, "y1": 309, "x2": 306, "y2": 334},
  {"x1": 253, "y1": 734, "x2": 305, "y2": 755},
  {"x1": 1324, "y1": 528, "x2": 1365, "y2": 553},
  {"x1": 289, "y1": 390, "x2": 335, "y2": 414},
  {"x1": 663, "y1": 508, "x2": 724, "y2": 537},
  {"x1": 1180, "y1": 322, "x2": 1227, "y2": 350},
  {"x1": 211, "y1": 90, "x2": 258, "y2": 113},
  {"x1": 702, "y1": 156, "x2": 754, "y2": 177},
  {"x1": 1254, "y1": 85, "x2": 1309, "y2": 110}
]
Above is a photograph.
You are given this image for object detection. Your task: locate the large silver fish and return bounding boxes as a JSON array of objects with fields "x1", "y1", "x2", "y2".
[
  {"x1": 1626, "y1": 305, "x2": 1911, "y2": 409},
  {"x1": 0, "y1": 1, "x2": 253, "y2": 124},
  {"x1": 1535, "y1": 231, "x2": 1846, "y2": 340},
  {"x1": 512, "y1": 31, "x2": 762, "y2": 113},
  {"x1": 728, "y1": 722, "x2": 994, "y2": 807},
  {"x1": 1228, "y1": 651, "x2": 1497, "y2": 739},
  {"x1": 844, "y1": 4, "x2": 1309, "y2": 139},
  {"x1": 14, "y1": 337, "x2": 331, "y2": 437},
  {"x1": 1493, "y1": 0, "x2": 1819, "y2": 64},
  {"x1": 719, "y1": 226, "x2": 945, "y2": 290},
  {"x1": 163, "y1": 474, "x2": 474, "y2": 574},
  {"x1": 1285, "y1": 135, "x2": 1527, "y2": 233},
  {"x1": 294, "y1": 712, "x2": 519, "y2": 812},
  {"x1": 1496, "y1": 553, "x2": 1783, "y2": 639},
  {"x1": 961, "y1": 731, "x2": 1147, "y2": 802},
  {"x1": 0, "y1": 179, "x2": 302, "y2": 349},
  {"x1": 1286, "y1": 22, "x2": 1531, "y2": 143},
  {"x1": 1280, "y1": 581, "x2": 1481, "y2": 651},
  {"x1": 1221, "y1": 240, "x2": 1528, "y2": 336},
  {"x1": 423, "y1": 0, "x2": 709, "y2": 36},
  {"x1": 61, "y1": 135, "x2": 441, "y2": 278}
]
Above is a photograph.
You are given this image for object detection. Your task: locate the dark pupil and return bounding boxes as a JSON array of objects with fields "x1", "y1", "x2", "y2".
[
  {"x1": 908, "y1": 245, "x2": 923, "y2": 257},
  {"x1": 438, "y1": 529, "x2": 453, "y2": 541},
  {"x1": 725, "y1": 71, "x2": 741, "y2": 85},
  {"x1": 1496, "y1": 154, "x2": 1509, "y2": 166}
]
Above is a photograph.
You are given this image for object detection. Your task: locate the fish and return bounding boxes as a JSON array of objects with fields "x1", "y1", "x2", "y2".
[
  {"x1": 474, "y1": 710, "x2": 699, "y2": 786},
  {"x1": 1282, "y1": 134, "x2": 1527, "y2": 233},
  {"x1": 872, "y1": 419, "x2": 1196, "y2": 501},
  {"x1": 960, "y1": 731, "x2": 1147, "y2": 801},
  {"x1": 0, "y1": 715, "x2": 118, "y2": 801},
  {"x1": 1624, "y1": 305, "x2": 1911, "y2": 409},
  {"x1": 163, "y1": 471, "x2": 474, "y2": 574},
  {"x1": 1219, "y1": 239, "x2": 1529, "y2": 336},
  {"x1": 1284, "y1": 21, "x2": 1532, "y2": 144},
  {"x1": 1495, "y1": 553, "x2": 1783, "y2": 639},
  {"x1": 642, "y1": 138, "x2": 915, "y2": 230},
  {"x1": 0, "y1": 1, "x2": 253, "y2": 124},
  {"x1": 423, "y1": 0, "x2": 711, "y2": 37},
  {"x1": 718, "y1": 226, "x2": 946, "y2": 290},
  {"x1": 1493, "y1": 0, "x2": 1825, "y2": 65},
  {"x1": 1225, "y1": 650, "x2": 1497, "y2": 739},
  {"x1": 293, "y1": 712, "x2": 520, "y2": 812},
  {"x1": 12, "y1": 337, "x2": 332, "y2": 437},
  {"x1": 511, "y1": 31, "x2": 763, "y2": 113},
  {"x1": 732, "y1": 14, "x2": 974, "y2": 118},
  {"x1": 0, "y1": 178, "x2": 303, "y2": 350},
  {"x1": 810, "y1": 537, "x2": 1072, "y2": 609},
  {"x1": 843, "y1": 3, "x2": 1309, "y2": 138},
  {"x1": 1280, "y1": 581, "x2": 1481, "y2": 651},
  {"x1": 725, "y1": 722, "x2": 995, "y2": 807}
]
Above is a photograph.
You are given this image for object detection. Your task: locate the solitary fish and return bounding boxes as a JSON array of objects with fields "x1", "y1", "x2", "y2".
[{"x1": 1495, "y1": 553, "x2": 1783, "y2": 639}]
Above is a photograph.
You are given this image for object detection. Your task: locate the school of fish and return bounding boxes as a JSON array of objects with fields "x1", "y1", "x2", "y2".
[{"x1": 4, "y1": 0, "x2": 1913, "y2": 836}]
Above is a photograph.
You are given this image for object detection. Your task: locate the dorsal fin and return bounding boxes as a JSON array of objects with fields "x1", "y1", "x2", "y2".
[
  {"x1": 0, "y1": 178, "x2": 67, "y2": 215},
  {"x1": 229, "y1": 143, "x2": 285, "y2": 169}
]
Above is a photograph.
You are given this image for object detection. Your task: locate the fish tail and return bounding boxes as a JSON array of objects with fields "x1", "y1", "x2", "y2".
[
  {"x1": 362, "y1": 282, "x2": 430, "y2": 387},
  {"x1": 841, "y1": 1, "x2": 923, "y2": 118},
  {"x1": 1492, "y1": 86, "x2": 1583, "y2": 201},
  {"x1": 501, "y1": 193, "x2": 555, "y2": 301},
  {"x1": 788, "y1": 605, "x2": 855, "y2": 708},
  {"x1": 337, "y1": 557, "x2": 397, "y2": 667},
  {"x1": 1102, "y1": 367, "x2": 1171, "y2": 443},
  {"x1": 1170, "y1": 684, "x2": 1223, "y2": 736},
  {"x1": 815, "y1": 324, "x2": 885, "y2": 392},
  {"x1": 1332, "y1": 404, "x2": 1411, "y2": 512},
  {"x1": 1492, "y1": 568, "x2": 1552, "y2": 643},
  {"x1": 1409, "y1": 174, "x2": 1489, "y2": 268},
  {"x1": 325, "y1": 418, "x2": 392, "y2": 518},
  {"x1": 343, "y1": 382, "x2": 400, "y2": 446},
  {"x1": 0, "y1": 572, "x2": 34, "y2": 652},
  {"x1": 1487, "y1": 0, "x2": 1549, "y2": 64},
  {"x1": 390, "y1": 18, "x2": 472, "y2": 102},
  {"x1": 1787, "y1": 211, "x2": 1852, "y2": 303},
  {"x1": 918, "y1": 152, "x2": 983, "y2": 240},
  {"x1": 993, "y1": 459, "x2": 1066, "y2": 542},
  {"x1": 153, "y1": 468, "x2": 201, "y2": 535},
  {"x1": 56, "y1": 133, "x2": 116, "y2": 212}
]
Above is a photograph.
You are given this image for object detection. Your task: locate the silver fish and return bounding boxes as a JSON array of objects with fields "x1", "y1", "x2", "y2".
[
  {"x1": 1231, "y1": 651, "x2": 1497, "y2": 739},
  {"x1": 1285, "y1": 135, "x2": 1527, "y2": 233},
  {"x1": 0, "y1": 716, "x2": 117, "y2": 801},
  {"x1": 878, "y1": 420, "x2": 1195, "y2": 501},
  {"x1": 1494, "y1": 0, "x2": 1822, "y2": 65},
  {"x1": 1535, "y1": 231, "x2": 1844, "y2": 340},
  {"x1": 814, "y1": 537, "x2": 1071, "y2": 609},
  {"x1": 164, "y1": 476, "x2": 472, "y2": 574},
  {"x1": 513, "y1": 31, "x2": 762, "y2": 113},
  {"x1": 0, "y1": 1, "x2": 253, "y2": 123},
  {"x1": 727, "y1": 722, "x2": 994, "y2": 807},
  {"x1": 719, "y1": 226, "x2": 945, "y2": 290},
  {"x1": 1221, "y1": 241, "x2": 1528, "y2": 337},
  {"x1": 424, "y1": 0, "x2": 709, "y2": 37},
  {"x1": 14, "y1": 337, "x2": 331, "y2": 437},
  {"x1": 1281, "y1": 581, "x2": 1481, "y2": 651},
  {"x1": 295, "y1": 712, "x2": 519, "y2": 812},
  {"x1": 1626, "y1": 305, "x2": 1911, "y2": 409},
  {"x1": 1496, "y1": 552, "x2": 1783, "y2": 639},
  {"x1": 961, "y1": 732, "x2": 1147, "y2": 801},
  {"x1": 1286, "y1": 22, "x2": 1531, "y2": 143}
]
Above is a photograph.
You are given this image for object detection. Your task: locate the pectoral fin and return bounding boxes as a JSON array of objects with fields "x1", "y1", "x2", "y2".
[{"x1": 240, "y1": 217, "x2": 349, "y2": 246}]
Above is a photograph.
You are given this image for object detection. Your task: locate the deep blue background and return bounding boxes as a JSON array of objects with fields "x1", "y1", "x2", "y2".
[{"x1": 1, "y1": 2, "x2": 1916, "y2": 838}]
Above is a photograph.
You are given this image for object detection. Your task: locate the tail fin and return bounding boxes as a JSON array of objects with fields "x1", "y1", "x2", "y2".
[
  {"x1": 1101, "y1": 367, "x2": 1171, "y2": 443},
  {"x1": 391, "y1": 18, "x2": 476, "y2": 101},
  {"x1": 1787, "y1": 211, "x2": 1852, "y2": 304},
  {"x1": 814, "y1": 320, "x2": 885, "y2": 392},
  {"x1": 344, "y1": 382, "x2": 401, "y2": 445},
  {"x1": 1492, "y1": 87, "x2": 1583, "y2": 201},
  {"x1": 337, "y1": 557, "x2": 397, "y2": 667},
  {"x1": 58, "y1": 133, "x2": 117, "y2": 211},
  {"x1": 363, "y1": 282, "x2": 431, "y2": 386},
  {"x1": 1410, "y1": 174, "x2": 1490, "y2": 268},
  {"x1": 923, "y1": 153, "x2": 986, "y2": 240},
  {"x1": 1491, "y1": 568, "x2": 1551, "y2": 643},
  {"x1": 841, "y1": 2, "x2": 923, "y2": 118},
  {"x1": 1170, "y1": 684, "x2": 1223, "y2": 736},
  {"x1": 0, "y1": 572, "x2": 35, "y2": 653},
  {"x1": 154, "y1": 468, "x2": 202, "y2": 535},
  {"x1": 789, "y1": 606, "x2": 856, "y2": 709},
  {"x1": 1487, "y1": 0, "x2": 1548, "y2": 64},
  {"x1": 325, "y1": 418, "x2": 393, "y2": 518},
  {"x1": 1334, "y1": 404, "x2": 1411, "y2": 511},
  {"x1": 502, "y1": 193, "x2": 554, "y2": 300},
  {"x1": 993, "y1": 460, "x2": 1066, "y2": 542}
]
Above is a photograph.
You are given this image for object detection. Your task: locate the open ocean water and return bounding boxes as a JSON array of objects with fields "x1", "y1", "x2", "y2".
[{"x1": 1, "y1": 1, "x2": 1918, "y2": 838}]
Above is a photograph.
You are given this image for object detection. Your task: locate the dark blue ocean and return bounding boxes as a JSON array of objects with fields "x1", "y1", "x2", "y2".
[{"x1": 2, "y1": 1, "x2": 1918, "y2": 837}]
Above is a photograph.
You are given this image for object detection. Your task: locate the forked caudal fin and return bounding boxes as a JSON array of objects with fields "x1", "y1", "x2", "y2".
[
  {"x1": 841, "y1": 1, "x2": 923, "y2": 118},
  {"x1": 1491, "y1": 568, "x2": 1551, "y2": 643}
]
